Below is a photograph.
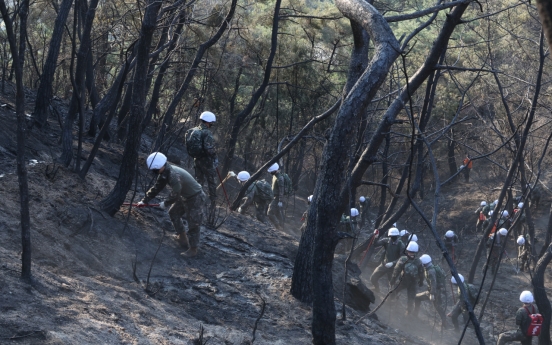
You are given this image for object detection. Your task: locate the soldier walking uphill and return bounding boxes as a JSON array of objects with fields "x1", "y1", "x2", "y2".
[
  {"x1": 517, "y1": 235, "x2": 532, "y2": 272},
  {"x1": 497, "y1": 290, "x2": 541, "y2": 345},
  {"x1": 370, "y1": 227, "x2": 405, "y2": 292},
  {"x1": 267, "y1": 163, "x2": 285, "y2": 230},
  {"x1": 389, "y1": 242, "x2": 424, "y2": 316},
  {"x1": 138, "y1": 152, "x2": 205, "y2": 258},
  {"x1": 448, "y1": 273, "x2": 478, "y2": 331},
  {"x1": 358, "y1": 196, "x2": 370, "y2": 229},
  {"x1": 462, "y1": 154, "x2": 473, "y2": 182},
  {"x1": 414, "y1": 254, "x2": 448, "y2": 329},
  {"x1": 185, "y1": 111, "x2": 218, "y2": 213},
  {"x1": 235, "y1": 171, "x2": 273, "y2": 223},
  {"x1": 486, "y1": 228, "x2": 508, "y2": 274},
  {"x1": 444, "y1": 230, "x2": 459, "y2": 262},
  {"x1": 475, "y1": 201, "x2": 489, "y2": 232},
  {"x1": 512, "y1": 202, "x2": 527, "y2": 239}
]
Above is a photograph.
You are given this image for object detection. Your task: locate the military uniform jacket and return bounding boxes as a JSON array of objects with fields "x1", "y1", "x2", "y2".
[
  {"x1": 245, "y1": 180, "x2": 273, "y2": 203},
  {"x1": 517, "y1": 304, "x2": 539, "y2": 335},
  {"x1": 425, "y1": 263, "x2": 446, "y2": 293},
  {"x1": 391, "y1": 256, "x2": 424, "y2": 285},
  {"x1": 193, "y1": 123, "x2": 217, "y2": 160},
  {"x1": 271, "y1": 172, "x2": 284, "y2": 202},
  {"x1": 377, "y1": 238, "x2": 405, "y2": 264},
  {"x1": 444, "y1": 234, "x2": 459, "y2": 248},
  {"x1": 143, "y1": 164, "x2": 202, "y2": 206},
  {"x1": 455, "y1": 282, "x2": 478, "y2": 309}
]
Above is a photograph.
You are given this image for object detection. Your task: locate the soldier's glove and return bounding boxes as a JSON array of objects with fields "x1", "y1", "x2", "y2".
[
  {"x1": 159, "y1": 201, "x2": 166, "y2": 210},
  {"x1": 418, "y1": 280, "x2": 424, "y2": 287},
  {"x1": 429, "y1": 294, "x2": 435, "y2": 301},
  {"x1": 385, "y1": 262, "x2": 394, "y2": 268},
  {"x1": 137, "y1": 201, "x2": 146, "y2": 208},
  {"x1": 278, "y1": 202, "x2": 283, "y2": 207},
  {"x1": 213, "y1": 158, "x2": 219, "y2": 168}
]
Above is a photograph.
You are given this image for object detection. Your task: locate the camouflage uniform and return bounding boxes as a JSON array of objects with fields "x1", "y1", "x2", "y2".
[
  {"x1": 192, "y1": 123, "x2": 218, "y2": 204},
  {"x1": 450, "y1": 282, "x2": 478, "y2": 330},
  {"x1": 238, "y1": 180, "x2": 273, "y2": 223},
  {"x1": 518, "y1": 235, "x2": 532, "y2": 272},
  {"x1": 475, "y1": 205, "x2": 487, "y2": 232},
  {"x1": 390, "y1": 255, "x2": 424, "y2": 315},
  {"x1": 486, "y1": 234, "x2": 505, "y2": 274},
  {"x1": 336, "y1": 214, "x2": 357, "y2": 253},
  {"x1": 497, "y1": 304, "x2": 539, "y2": 345},
  {"x1": 370, "y1": 237, "x2": 405, "y2": 291},
  {"x1": 267, "y1": 172, "x2": 285, "y2": 229},
  {"x1": 142, "y1": 164, "x2": 205, "y2": 249},
  {"x1": 512, "y1": 207, "x2": 527, "y2": 239},
  {"x1": 359, "y1": 198, "x2": 370, "y2": 228},
  {"x1": 414, "y1": 263, "x2": 447, "y2": 326},
  {"x1": 444, "y1": 234, "x2": 459, "y2": 261}
]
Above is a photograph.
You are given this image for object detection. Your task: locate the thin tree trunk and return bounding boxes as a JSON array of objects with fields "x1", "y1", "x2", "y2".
[
  {"x1": 100, "y1": 0, "x2": 163, "y2": 216},
  {"x1": 32, "y1": 0, "x2": 73, "y2": 129},
  {"x1": 533, "y1": 243, "x2": 552, "y2": 345}
]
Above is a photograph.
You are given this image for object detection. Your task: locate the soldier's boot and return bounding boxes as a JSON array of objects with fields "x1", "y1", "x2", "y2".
[
  {"x1": 181, "y1": 247, "x2": 198, "y2": 258},
  {"x1": 176, "y1": 232, "x2": 190, "y2": 249}
]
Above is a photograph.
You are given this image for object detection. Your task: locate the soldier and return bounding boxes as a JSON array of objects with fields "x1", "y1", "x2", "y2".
[
  {"x1": 185, "y1": 111, "x2": 218, "y2": 210},
  {"x1": 517, "y1": 235, "x2": 532, "y2": 272},
  {"x1": 267, "y1": 163, "x2": 285, "y2": 230},
  {"x1": 500, "y1": 210, "x2": 512, "y2": 230},
  {"x1": 475, "y1": 201, "x2": 488, "y2": 232},
  {"x1": 370, "y1": 227, "x2": 405, "y2": 292},
  {"x1": 400, "y1": 229, "x2": 411, "y2": 244},
  {"x1": 338, "y1": 208, "x2": 359, "y2": 252},
  {"x1": 486, "y1": 228, "x2": 508, "y2": 274},
  {"x1": 512, "y1": 202, "x2": 527, "y2": 239},
  {"x1": 138, "y1": 152, "x2": 205, "y2": 258},
  {"x1": 444, "y1": 230, "x2": 459, "y2": 262},
  {"x1": 414, "y1": 254, "x2": 447, "y2": 328},
  {"x1": 447, "y1": 273, "x2": 478, "y2": 331},
  {"x1": 235, "y1": 171, "x2": 273, "y2": 223},
  {"x1": 462, "y1": 154, "x2": 473, "y2": 182},
  {"x1": 359, "y1": 196, "x2": 370, "y2": 228},
  {"x1": 299, "y1": 195, "x2": 313, "y2": 234},
  {"x1": 497, "y1": 291, "x2": 540, "y2": 345},
  {"x1": 389, "y1": 242, "x2": 424, "y2": 316}
]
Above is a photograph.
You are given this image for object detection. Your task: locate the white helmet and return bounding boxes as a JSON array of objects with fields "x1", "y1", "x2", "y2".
[
  {"x1": 267, "y1": 162, "x2": 279, "y2": 173},
  {"x1": 408, "y1": 234, "x2": 418, "y2": 242},
  {"x1": 359, "y1": 196, "x2": 366, "y2": 202},
  {"x1": 420, "y1": 254, "x2": 432, "y2": 265},
  {"x1": 406, "y1": 242, "x2": 419, "y2": 252},
  {"x1": 481, "y1": 201, "x2": 487, "y2": 206},
  {"x1": 517, "y1": 236, "x2": 526, "y2": 246},
  {"x1": 199, "y1": 111, "x2": 216, "y2": 123},
  {"x1": 388, "y1": 228, "x2": 400, "y2": 236},
  {"x1": 498, "y1": 228, "x2": 508, "y2": 236},
  {"x1": 460, "y1": 165, "x2": 465, "y2": 169},
  {"x1": 237, "y1": 171, "x2": 250, "y2": 182},
  {"x1": 518, "y1": 202, "x2": 524, "y2": 209},
  {"x1": 445, "y1": 230, "x2": 455, "y2": 238},
  {"x1": 502, "y1": 210, "x2": 509, "y2": 217},
  {"x1": 494, "y1": 199, "x2": 499, "y2": 205},
  {"x1": 489, "y1": 210, "x2": 494, "y2": 216},
  {"x1": 351, "y1": 208, "x2": 359, "y2": 217},
  {"x1": 451, "y1": 274, "x2": 464, "y2": 284},
  {"x1": 520, "y1": 291, "x2": 534, "y2": 303},
  {"x1": 146, "y1": 152, "x2": 167, "y2": 170},
  {"x1": 400, "y1": 230, "x2": 410, "y2": 237},
  {"x1": 308, "y1": 195, "x2": 313, "y2": 203}
]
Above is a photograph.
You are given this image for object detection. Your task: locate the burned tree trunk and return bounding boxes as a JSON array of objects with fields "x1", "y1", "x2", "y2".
[{"x1": 533, "y1": 243, "x2": 552, "y2": 345}]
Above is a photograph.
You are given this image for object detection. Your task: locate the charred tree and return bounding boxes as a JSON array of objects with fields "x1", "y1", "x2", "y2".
[{"x1": 100, "y1": 0, "x2": 163, "y2": 216}]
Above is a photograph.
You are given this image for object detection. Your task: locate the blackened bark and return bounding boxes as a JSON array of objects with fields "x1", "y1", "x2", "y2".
[
  {"x1": 154, "y1": 0, "x2": 237, "y2": 151},
  {"x1": 447, "y1": 132, "x2": 457, "y2": 177},
  {"x1": 374, "y1": 133, "x2": 389, "y2": 229},
  {"x1": 117, "y1": 81, "x2": 133, "y2": 141},
  {"x1": 32, "y1": 0, "x2": 73, "y2": 129},
  {"x1": 85, "y1": 48, "x2": 100, "y2": 109},
  {"x1": 533, "y1": 244, "x2": 552, "y2": 345},
  {"x1": 0, "y1": 0, "x2": 30, "y2": 280},
  {"x1": 59, "y1": 0, "x2": 100, "y2": 167},
  {"x1": 539, "y1": 203, "x2": 552, "y2": 257},
  {"x1": 100, "y1": 0, "x2": 163, "y2": 216}
]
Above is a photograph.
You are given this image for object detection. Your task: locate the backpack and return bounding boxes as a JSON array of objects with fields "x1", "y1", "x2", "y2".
[
  {"x1": 524, "y1": 305, "x2": 543, "y2": 337},
  {"x1": 255, "y1": 180, "x2": 274, "y2": 201},
  {"x1": 281, "y1": 172, "x2": 293, "y2": 195},
  {"x1": 185, "y1": 127, "x2": 206, "y2": 158},
  {"x1": 479, "y1": 212, "x2": 486, "y2": 221}
]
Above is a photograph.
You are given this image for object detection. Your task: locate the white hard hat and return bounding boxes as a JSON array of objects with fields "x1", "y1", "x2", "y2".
[
  {"x1": 498, "y1": 228, "x2": 508, "y2": 236},
  {"x1": 400, "y1": 230, "x2": 410, "y2": 237},
  {"x1": 517, "y1": 236, "x2": 526, "y2": 246},
  {"x1": 199, "y1": 111, "x2": 216, "y2": 123},
  {"x1": 494, "y1": 199, "x2": 499, "y2": 204},
  {"x1": 451, "y1": 273, "x2": 464, "y2": 284},
  {"x1": 388, "y1": 228, "x2": 400, "y2": 236},
  {"x1": 518, "y1": 202, "x2": 524, "y2": 209},
  {"x1": 359, "y1": 196, "x2": 366, "y2": 202},
  {"x1": 351, "y1": 208, "x2": 359, "y2": 217},
  {"x1": 308, "y1": 195, "x2": 313, "y2": 203},
  {"x1": 237, "y1": 171, "x2": 250, "y2": 182},
  {"x1": 460, "y1": 165, "x2": 465, "y2": 169},
  {"x1": 420, "y1": 254, "x2": 432, "y2": 265},
  {"x1": 502, "y1": 210, "x2": 509, "y2": 217},
  {"x1": 267, "y1": 162, "x2": 279, "y2": 173},
  {"x1": 481, "y1": 201, "x2": 487, "y2": 206},
  {"x1": 489, "y1": 211, "x2": 494, "y2": 216},
  {"x1": 406, "y1": 242, "x2": 419, "y2": 252},
  {"x1": 146, "y1": 152, "x2": 167, "y2": 170},
  {"x1": 445, "y1": 230, "x2": 455, "y2": 238},
  {"x1": 520, "y1": 290, "x2": 534, "y2": 303},
  {"x1": 408, "y1": 234, "x2": 418, "y2": 242}
]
